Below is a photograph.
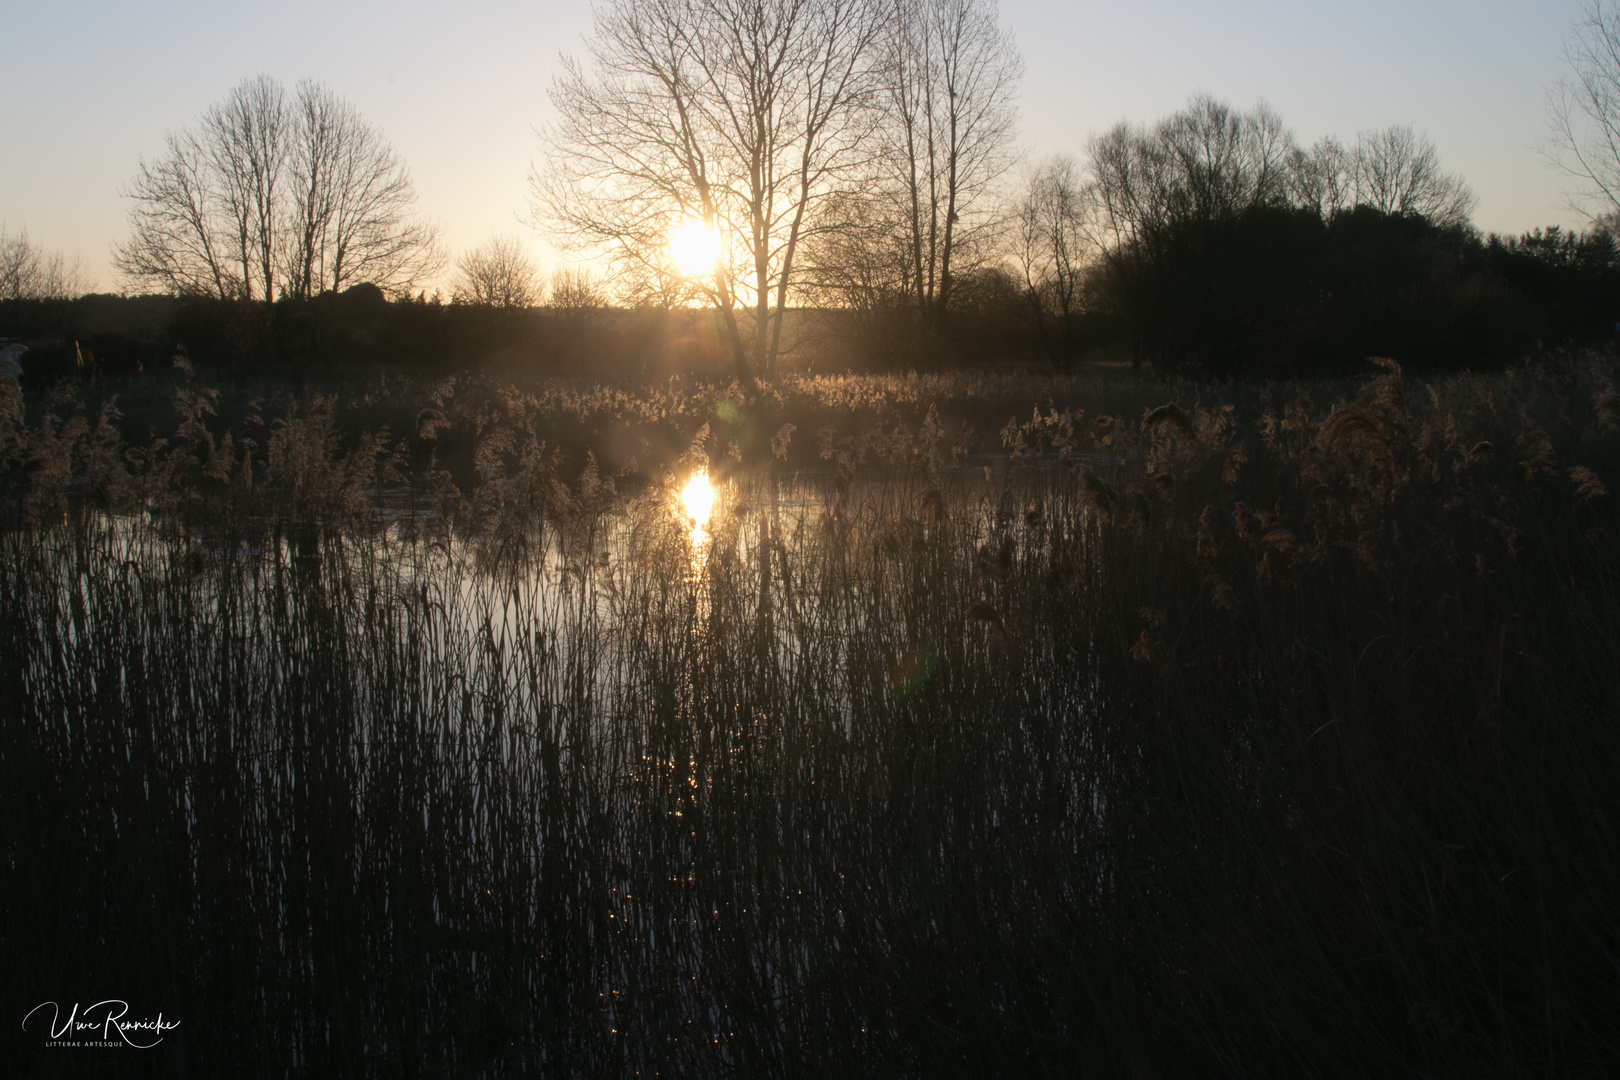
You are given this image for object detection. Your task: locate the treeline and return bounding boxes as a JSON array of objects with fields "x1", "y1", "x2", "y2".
[
  {"x1": 814, "y1": 100, "x2": 1620, "y2": 376},
  {"x1": 0, "y1": 224, "x2": 89, "y2": 302},
  {"x1": 997, "y1": 99, "x2": 1620, "y2": 375},
  {"x1": 535, "y1": 0, "x2": 1620, "y2": 380},
  {"x1": 1013, "y1": 203, "x2": 1620, "y2": 377},
  {"x1": 9, "y1": 74, "x2": 1620, "y2": 382},
  {"x1": 7, "y1": 3, "x2": 1620, "y2": 382},
  {"x1": 4, "y1": 200, "x2": 1616, "y2": 383},
  {"x1": 0, "y1": 286, "x2": 754, "y2": 383}
]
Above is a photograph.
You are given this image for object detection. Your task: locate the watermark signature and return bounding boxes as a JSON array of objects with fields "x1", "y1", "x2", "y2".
[{"x1": 21, "y1": 1000, "x2": 180, "y2": 1049}]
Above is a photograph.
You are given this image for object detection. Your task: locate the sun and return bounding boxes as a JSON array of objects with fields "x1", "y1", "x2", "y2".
[{"x1": 669, "y1": 217, "x2": 721, "y2": 277}]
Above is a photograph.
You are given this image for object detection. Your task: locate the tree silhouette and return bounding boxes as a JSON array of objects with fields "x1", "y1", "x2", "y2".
[
  {"x1": 453, "y1": 235, "x2": 542, "y2": 308},
  {"x1": 1350, "y1": 125, "x2": 1475, "y2": 226},
  {"x1": 1548, "y1": 0, "x2": 1620, "y2": 220},
  {"x1": 1084, "y1": 97, "x2": 1487, "y2": 375},
  {"x1": 880, "y1": 0, "x2": 1022, "y2": 330},
  {"x1": 534, "y1": 0, "x2": 884, "y2": 380},
  {"x1": 0, "y1": 225, "x2": 88, "y2": 300},
  {"x1": 115, "y1": 76, "x2": 440, "y2": 302},
  {"x1": 1014, "y1": 156, "x2": 1089, "y2": 368}
]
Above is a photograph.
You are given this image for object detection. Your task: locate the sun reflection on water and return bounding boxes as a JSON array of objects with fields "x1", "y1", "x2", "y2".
[{"x1": 680, "y1": 470, "x2": 715, "y2": 547}]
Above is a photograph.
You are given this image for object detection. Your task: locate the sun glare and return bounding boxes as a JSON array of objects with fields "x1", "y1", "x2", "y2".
[
  {"x1": 669, "y1": 218, "x2": 721, "y2": 277},
  {"x1": 680, "y1": 471, "x2": 715, "y2": 530}
]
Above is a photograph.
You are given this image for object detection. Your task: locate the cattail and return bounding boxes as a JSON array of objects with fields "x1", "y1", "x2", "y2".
[
  {"x1": 1596, "y1": 387, "x2": 1620, "y2": 431},
  {"x1": 1128, "y1": 489, "x2": 1152, "y2": 527},
  {"x1": 1518, "y1": 428, "x2": 1557, "y2": 478},
  {"x1": 1141, "y1": 402, "x2": 1195, "y2": 439},
  {"x1": 1196, "y1": 505, "x2": 1221, "y2": 562},
  {"x1": 1569, "y1": 465, "x2": 1608, "y2": 502},
  {"x1": 416, "y1": 407, "x2": 448, "y2": 440},
  {"x1": 1260, "y1": 527, "x2": 1298, "y2": 555},
  {"x1": 1317, "y1": 405, "x2": 1386, "y2": 453},
  {"x1": 1368, "y1": 356, "x2": 1407, "y2": 421}
]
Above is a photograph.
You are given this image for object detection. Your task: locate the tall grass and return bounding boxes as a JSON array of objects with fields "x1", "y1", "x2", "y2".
[{"x1": 2, "y1": 355, "x2": 1617, "y2": 1076}]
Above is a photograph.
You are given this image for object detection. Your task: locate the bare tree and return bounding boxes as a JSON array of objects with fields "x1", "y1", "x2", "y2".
[
  {"x1": 1350, "y1": 125, "x2": 1475, "y2": 226},
  {"x1": 796, "y1": 187, "x2": 923, "y2": 365},
  {"x1": 452, "y1": 235, "x2": 542, "y2": 307},
  {"x1": 115, "y1": 75, "x2": 289, "y2": 301},
  {"x1": 1548, "y1": 0, "x2": 1620, "y2": 219},
  {"x1": 204, "y1": 75, "x2": 290, "y2": 302},
  {"x1": 115, "y1": 76, "x2": 440, "y2": 301},
  {"x1": 116, "y1": 88, "x2": 272, "y2": 300},
  {"x1": 1085, "y1": 97, "x2": 1297, "y2": 371},
  {"x1": 879, "y1": 0, "x2": 1022, "y2": 328},
  {"x1": 1014, "y1": 156, "x2": 1089, "y2": 367},
  {"x1": 1088, "y1": 96, "x2": 1294, "y2": 254},
  {"x1": 548, "y1": 266, "x2": 605, "y2": 311},
  {"x1": 282, "y1": 81, "x2": 442, "y2": 299},
  {"x1": 534, "y1": 0, "x2": 883, "y2": 379},
  {"x1": 0, "y1": 225, "x2": 89, "y2": 300},
  {"x1": 800, "y1": 188, "x2": 912, "y2": 306},
  {"x1": 1288, "y1": 136, "x2": 1353, "y2": 220}
]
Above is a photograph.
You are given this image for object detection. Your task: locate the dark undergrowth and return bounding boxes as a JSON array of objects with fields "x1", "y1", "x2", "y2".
[{"x1": 1, "y1": 353, "x2": 1617, "y2": 1077}]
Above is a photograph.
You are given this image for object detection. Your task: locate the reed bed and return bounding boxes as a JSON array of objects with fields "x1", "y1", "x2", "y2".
[{"x1": 2, "y1": 355, "x2": 1617, "y2": 1077}]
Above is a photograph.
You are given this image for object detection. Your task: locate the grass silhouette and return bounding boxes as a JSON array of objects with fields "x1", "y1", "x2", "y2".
[{"x1": 2, "y1": 354, "x2": 1617, "y2": 1076}]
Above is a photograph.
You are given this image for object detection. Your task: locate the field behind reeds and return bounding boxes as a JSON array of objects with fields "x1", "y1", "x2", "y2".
[{"x1": 2, "y1": 355, "x2": 1617, "y2": 1077}]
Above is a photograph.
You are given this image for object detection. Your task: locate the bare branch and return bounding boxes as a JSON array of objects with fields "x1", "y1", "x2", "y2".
[
  {"x1": 532, "y1": 0, "x2": 886, "y2": 377},
  {"x1": 1547, "y1": 0, "x2": 1620, "y2": 219},
  {"x1": 1350, "y1": 125, "x2": 1476, "y2": 226},
  {"x1": 453, "y1": 236, "x2": 543, "y2": 308},
  {"x1": 114, "y1": 76, "x2": 439, "y2": 301},
  {"x1": 1, "y1": 224, "x2": 89, "y2": 300}
]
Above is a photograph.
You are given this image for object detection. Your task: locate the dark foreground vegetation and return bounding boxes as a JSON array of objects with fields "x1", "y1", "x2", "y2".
[{"x1": 1, "y1": 352, "x2": 1618, "y2": 1077}]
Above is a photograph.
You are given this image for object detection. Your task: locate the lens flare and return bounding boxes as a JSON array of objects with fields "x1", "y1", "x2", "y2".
[{"x1": 669, "y1": 218, "x2": 721, "y2": 277}]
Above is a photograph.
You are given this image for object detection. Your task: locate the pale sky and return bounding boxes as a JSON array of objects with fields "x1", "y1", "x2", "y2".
[{"x1": 0, "y1": 0, "x2": 1594, "y2": 294}]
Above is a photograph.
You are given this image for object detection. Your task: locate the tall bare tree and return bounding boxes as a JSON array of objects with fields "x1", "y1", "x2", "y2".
[
  {"x1": 115, "y1": 76, "x2": 440, "y2": 301},
  {"x1": 1287, "y1": 136, "x2": 1353, "y2": 220},
  {"x1": 1350, "y1": 125, "x2": 1475, "y2": 226},
  {"x1": 880, "y1": 0, "x2": 1021, "y2": 328},
  {"x1": 1014, "y1": 156, "x2": 1089, "y2": 367},
  {"x1": 282, "y1": 81, "x2": 442, "y2": 299},
  {"x1": 534, "y1": 0, "x2": 883, "y2": 379},
  {"x1": 116, "y1": 75, "x2": 289, "y2": 301},
  {"x1": 116, "y1": 90, "x2": 268, "y2": 300},
  {"x1": 1088, "y1": 96, "x2": 1293, "y2": 246},
  {"x1": 204, "y1": 75, "x2": 290, "y2": 302},
  {"x1": 1087, "y1": 96, "x2": 1294, "y2": 321},
  {"x1": 1548, "y1": 0, "x2": 1620, "y2": 219},
  {"x1": 452, "y1": 235, "x2": 542, "y2": 307}
]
